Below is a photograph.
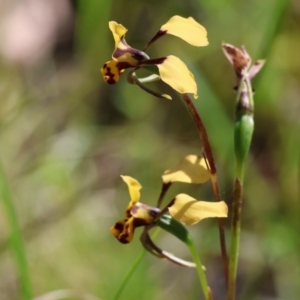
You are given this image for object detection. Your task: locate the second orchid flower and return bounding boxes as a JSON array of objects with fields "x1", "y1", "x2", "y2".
[
  {"x1": 110, "y1": 155, "x2": 228, "y2": 267},
  {"x1": 101, "y1": 16, "x2": 208, "y2": 99}
]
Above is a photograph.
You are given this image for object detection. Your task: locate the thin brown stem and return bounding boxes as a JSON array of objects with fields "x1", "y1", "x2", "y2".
[
  {"x1": 156, "y1": 182, "x2": 172, "y2": 208},
  {"x1": 182, "y1": 93, "x2": 229, "y2": 286}
]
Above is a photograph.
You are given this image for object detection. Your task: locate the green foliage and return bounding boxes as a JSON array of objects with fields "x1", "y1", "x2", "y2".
[{"x1": 157, "y1": 215, "x2": 192, "y2": 244}]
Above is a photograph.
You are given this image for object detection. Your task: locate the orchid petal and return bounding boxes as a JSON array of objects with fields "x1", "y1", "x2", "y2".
[
  {"x1": 169, "y1": 194, "x2": 228, "y2": 225},
  {"x1": 109, "y1": 21, "x2": 128, "y2": 49},
  {"x1": 110, "y1": 219, "x2": 133, "y2": 244},
  {"x1": 110, "y1": 216, "x2": 150, "y2": 244},
  {"x1": 161, "y1": 16, "x2": 208, "y2": 47},
  {"x1": 101, "y1": 60, "x2": 125, "y2": 84},
  {"x1": 162, "y1": 155, "x2": 210, "y2": 184},
  {"x1": 157, "y1": 55, "x2": 198, "y2": 98},
  {"x1": 121, "y1": 175, "x2": 142, "y2": 217}
]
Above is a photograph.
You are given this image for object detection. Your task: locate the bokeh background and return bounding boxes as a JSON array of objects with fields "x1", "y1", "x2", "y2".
[{"x1": 0, "y1": 0, "x2": 299, "y2": 299}]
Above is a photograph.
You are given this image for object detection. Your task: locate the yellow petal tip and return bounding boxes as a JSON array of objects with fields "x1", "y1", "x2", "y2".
[
  {"x1": 161, "y1": 16, "x2": 208, "y2": 47},
  {"x1": 162, "y1": 155, "x2": 210, "y2": 184}
]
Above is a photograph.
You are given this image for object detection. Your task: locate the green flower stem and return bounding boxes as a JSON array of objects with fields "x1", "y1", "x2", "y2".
[
  {"x1": 227, "y1": 77, "x2": 254, "y2": 300},
  {"x1": 182, "y1": 93, "x2": 229, "y2": 285},
  {"x1": 113, "y1": 228, "x2": 161, "y2": 300},
  {"x1": 157, "y1": 215, "x2": 212, "y2": 300},
  {"x1": 187, "y1": 239, "x2": 213, "y2": 300},
  {"x1": 227, "y1": 178, "x2": 243, "y2": 300},
  {"x1": 0, "y1": 159, "x2": 32, "y2": 300}
]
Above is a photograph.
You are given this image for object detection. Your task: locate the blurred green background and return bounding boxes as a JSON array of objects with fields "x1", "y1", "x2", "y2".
[{"x1": 0, "y1": 0, "x2": 299, "y2": 299}]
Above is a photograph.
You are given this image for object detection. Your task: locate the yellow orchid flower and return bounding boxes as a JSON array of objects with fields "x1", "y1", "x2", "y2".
[
  {"x1": 101, "y1": 16, "x2": 209, "y2": 99},
  {"x1": 110, "y1": 176, "x2": 160, "y2": 244},
  {"x1": 110, "y1": 159, "x2": 228, "y2": 266},
  {"x1": 111, "y1": 155, "x2": 228, "y2": 243}
]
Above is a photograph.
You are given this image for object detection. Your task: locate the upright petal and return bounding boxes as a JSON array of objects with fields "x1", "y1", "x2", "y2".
[
  {"x1": 109, "y1": 21, "x2": 128, "y2": 49},
  {"x1": 161, "y1": 16, "x2": 208, "y2": 47},
  {"x1": 109, "y1": 21, "x2": 149, "y2": 67},
  {"x1": 169, "y1": 194, "x2": 228, "y2": 225},
  {"x1": 121, "y1": 175, "x2": 142, "y2": 216},
  {"x1": 156, "y1": 55, "x2": 198, "y2": 98},
  {"x1": 162, "y1": 155, "x2": 210, "y2": 184}
]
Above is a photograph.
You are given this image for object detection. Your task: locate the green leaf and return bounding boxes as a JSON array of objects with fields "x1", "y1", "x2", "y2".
[{"x1": 157, "y1": 214, "x2": 192, "y2": 245}]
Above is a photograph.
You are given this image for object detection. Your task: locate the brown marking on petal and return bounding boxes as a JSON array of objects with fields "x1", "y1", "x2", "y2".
[
  {"x1": 132, "y1": 217, "x2": 151, "y2": 227},
  {"x1": 111, "y1": 217, "x2": 150, "y2": 244},
  {"x1": 114, "y1": 221, "x2": 125, "y2": 231},
  {"x1": 116, "y1": 61, "x2": 132, "y2": 70},
  {"x1": 110, "y1": 220, "x2": 126, "y2": 235},
  {"x1": 118, "y1": 232, "x2": 130, "y2": 244},
  {"x1": 110, "y1": 219, "x2": 127, "y2": 241},
  {"x1": 118, "y1": 220, "x2": 134, "y2": 244},
  {"x1": 118, "y1": 218, "x2": 148, "y2": 243},
  {"x1": 103, "y1": 66, "x2": 117, "y2": 84},
  {"x1": 101, "y1": 61, "x2": 127, "y2": 84},
  {"x1": 125, "y1": 207, "x2": 131, "y2": 218}
]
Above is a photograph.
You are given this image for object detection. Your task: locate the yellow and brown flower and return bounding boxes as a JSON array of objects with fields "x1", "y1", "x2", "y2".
[{"x1": 101, "y1": 16, "x2": 209, "y2": 99}]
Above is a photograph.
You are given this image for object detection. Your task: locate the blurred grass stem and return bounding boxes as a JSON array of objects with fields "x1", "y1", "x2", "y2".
[{"x1": 0, "y1": 159, "x2": 32, "y2": 300}]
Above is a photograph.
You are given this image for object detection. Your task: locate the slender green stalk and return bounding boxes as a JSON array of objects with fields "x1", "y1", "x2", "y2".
[
  {"x1": 187, "y1": 239, "x2": 213, "y2": 300},
  {"x1": 227, "y1": 77, "x2": 254, "y2": 300},
  {"x1": 113, "y1": 229, "x2": 161, "y2": 300},
  {"x1": 113, "y1": 249, "x2": 147, "y2": 300},
  {"x1": 0, "y1": 160, "x2": 32, "y2": 300},
  {"x1": 182, "y1": 93, "x2": 229, "y2": 285},
  {"x1": 227, "y1": 178, "x2": 243, "y2": 300},
  {"x1": 156, "y1": 214, "x2": 212, "y2": 298}
]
